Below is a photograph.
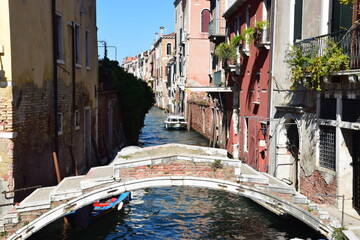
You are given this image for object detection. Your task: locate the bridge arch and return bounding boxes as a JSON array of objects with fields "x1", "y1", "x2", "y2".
[
  {"x1": 8, "y1": 176, "x2": 329, "y2": 240},
  {"x1": 2, "y1": 144, "x2": 339, "y2": 239}
]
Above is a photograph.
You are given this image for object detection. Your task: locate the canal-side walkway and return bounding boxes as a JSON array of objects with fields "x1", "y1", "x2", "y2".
[{"x1": 1, "y1": 143, "x2": 360, "y2": 240}]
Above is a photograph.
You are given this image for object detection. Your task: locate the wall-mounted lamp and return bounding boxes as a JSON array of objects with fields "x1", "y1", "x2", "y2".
[{"x1": 260, "y1": 121, "x2": 267, "y2": 136}]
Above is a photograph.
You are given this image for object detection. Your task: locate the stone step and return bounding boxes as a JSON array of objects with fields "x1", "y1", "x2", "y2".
[
  {"x1": 16, "y1": 186, "x2": 55, "y2": 212},
  {"x1": 256, "y1": 184, "x2": 296, "y2": 194},
  {"x1": 81, "y1": 166, "x2": 115, "y2": 189},
  {"x1": 293, "y1": 193, "x2": 308, "y2": 204},
  {"x1": 238, "y1": 174, "x2": 269, "y2": 184},
  {"x1": 318, "y1": 210, "x2": 330, "y2": 220},
  {"x1": 50, "y1": 176, "x2": 85, "y2": 201}
]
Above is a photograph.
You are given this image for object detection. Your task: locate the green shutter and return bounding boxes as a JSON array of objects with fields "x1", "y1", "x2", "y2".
[{"x1": 294, "y1": 0, "x2": 303, "y2": 41}]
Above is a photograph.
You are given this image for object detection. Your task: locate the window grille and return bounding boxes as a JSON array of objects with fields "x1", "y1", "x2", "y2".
[{"x1": 319, "y1": 126, "x2": 336, "y2": 170}]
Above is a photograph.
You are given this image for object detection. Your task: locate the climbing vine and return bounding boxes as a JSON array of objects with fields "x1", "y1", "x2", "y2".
[{"x1": 285, "y1": 41, "x2": 349, "y2": 91}]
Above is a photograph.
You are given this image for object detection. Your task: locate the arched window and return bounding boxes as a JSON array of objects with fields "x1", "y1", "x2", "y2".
[
  {"x1": 166, "y1": 43, "x2": 172, "y2": 55},
  {"x1": 201, "y1": 9, "x2": 210, "y2": 33}
]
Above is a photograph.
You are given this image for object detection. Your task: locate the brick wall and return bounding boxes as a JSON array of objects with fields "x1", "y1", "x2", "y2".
[
  {"x1": 0, "y1": 80, "x2": 97, "y2": 202},
  {"x1": 300, "y1": 169, "x2": 337, "y2": 205},
  {"x1": 98, "y1": 90, "x2": 125, "y2": 161},
  {"x1": 119, "y1": 160, "x2": 237, "y2": 182},
  {"x1": 188, "y1": 102, "x2": 212, "y2": 140}
]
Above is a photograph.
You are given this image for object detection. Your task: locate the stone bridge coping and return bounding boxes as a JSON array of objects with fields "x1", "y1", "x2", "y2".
[{"x1": 0, "y1": 144, "x2": 345, "y2": 239}]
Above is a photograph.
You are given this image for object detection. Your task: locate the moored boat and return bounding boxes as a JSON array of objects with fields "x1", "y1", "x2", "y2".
[
  {"x1": 164, "y1": 115, "x2": 188, "y2": 130},
  {"x1": 65, "y1": 192, "x2": 131, "y2": 229}
]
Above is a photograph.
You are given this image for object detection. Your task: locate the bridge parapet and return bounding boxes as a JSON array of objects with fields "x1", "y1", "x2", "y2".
[{"x1": 0, "y1": 144, "x2": 345, "y2": 239}]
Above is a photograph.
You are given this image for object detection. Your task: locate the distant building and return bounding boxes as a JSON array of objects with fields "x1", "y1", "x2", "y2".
[
  {"x1": 152, "y1": 29, "x2": 175, "y2": 111},
  {"x1": 0, "y1": 0, "x2": 98, "y2": 207}
]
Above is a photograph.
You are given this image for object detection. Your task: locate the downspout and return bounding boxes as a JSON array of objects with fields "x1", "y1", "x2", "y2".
[
  {"x1": 52, "y1": 0, "x2": 59, "y2": 155},
  {"x1": 71, "y1": 22, "x2": 76, "y2": 128},
  {"x1": 268, "y1": 0, "x2": 277, "y2": 174}
]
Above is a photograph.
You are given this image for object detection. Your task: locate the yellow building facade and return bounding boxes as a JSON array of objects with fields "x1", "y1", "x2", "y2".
[{"x1": 0, "y1": 0, "x2": 98, "y2": 208}]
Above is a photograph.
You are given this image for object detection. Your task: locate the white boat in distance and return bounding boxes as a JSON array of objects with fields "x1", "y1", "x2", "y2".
[{"x1": 164, "y1": 115, "x2": 188, "y2": 130}]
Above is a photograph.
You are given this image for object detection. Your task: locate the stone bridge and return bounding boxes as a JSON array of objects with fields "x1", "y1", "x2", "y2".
[{"x1": 0, "y1": 144, "x2": 343, "y2": 239}]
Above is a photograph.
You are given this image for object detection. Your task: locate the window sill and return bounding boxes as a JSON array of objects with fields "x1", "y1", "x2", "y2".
[
  {"x1": 74, "y1": 126, "x2": 80, "y2": 131},
  {"x1": 76, "y1": 63, "x2": 82, "y2": 68},
  {"x1": 57, "y1": 131, "x2": 63, "y2": 135}
]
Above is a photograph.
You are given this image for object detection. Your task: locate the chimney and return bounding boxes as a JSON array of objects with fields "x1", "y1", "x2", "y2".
[
  {"x1": 160, "y1": 26, "x2": 164, "y2": 37},
  {"x1": 155, "y1": 32, "x2": 158, "y2": 41}
]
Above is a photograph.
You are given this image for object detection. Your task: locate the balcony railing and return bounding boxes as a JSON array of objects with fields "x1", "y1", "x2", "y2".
[
  {"x1": 208, "y1": 19, "x2": 226, "y2": 38},
  {"x1": 214, "y1": 70, "x2": 222, "y2": 86},
  {"x1": 296, "y1": 26, "x2": 360, "y2": 69}
]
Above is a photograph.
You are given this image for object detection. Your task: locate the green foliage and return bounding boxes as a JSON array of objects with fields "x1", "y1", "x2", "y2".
[
  {"x1": 338, "y1": 0, "x2": 352, "y2": 4},
  {"x1": 215, "y1": 42, "x2": 237, "y2": 62},
  {"x1": 211, "y1": 159, "x2": 224, "y2": 170},
  {"x1": 285, "y1": 41, "x2": 349, "y2": 91},
  {"x1": 243, "y1": 20, "x2": 271, "y2": 44},
  {"x1": 99, "y1": 57, "x2": 155, "y2": 145},
  {"x1": 255, "y1": 20, "x2": 270, "y2": 29},
  {"x1": 230, "y1": 34, "x2": 245, "y2": 46},
  {"x1": 332, "y1": 228, "x2": 345, "y2": 240}
]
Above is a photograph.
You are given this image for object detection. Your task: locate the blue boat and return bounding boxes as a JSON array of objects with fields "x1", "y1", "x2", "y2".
[{"x1": 65, "y1": 192, "x2": 131, "y2": 229}]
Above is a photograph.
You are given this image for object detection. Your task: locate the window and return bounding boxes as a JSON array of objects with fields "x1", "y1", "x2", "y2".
[
  {"x1": 244, "y1": 6, "x2": 251, "y2": 50},
  {"x1": 294, "y1": 0, "x2": 303, "y2": 41},
  {"x1": 201, "y1": 9, "x2": 211, "y2": 33},
  {"x1": 319, "y1": 126, "x2": 336, "y2": 170},
  {"x1": 342, "y1": 99, "x2": 360, "y2": 122},
  {"x1": 75, "y1": 24, "x2": 81, "y2": 66},
  {"x1": 263, "y1": 0, "x2": 271, "y2": 41},
  {"x1": 56, "y1": 14, "x2": 63, "y2": 62},
  {"x1": 234, "y1": 15, "x2": 240, "y2": 35},
  {"x1": 320, "y1": 98, "x2": 336, "y2": 120},
  {"x1": 57, "y1": 113, "x2": 63, "y2": 135},
  {"x1": 85, "y1": 30, "x2": 90, "y2": 68},
  {"x1": 166, "y1": 43, "x2": 172, "y2": 56},
  {"x1": 331, "y1": 0, "x2": 353, "y2": 32}
]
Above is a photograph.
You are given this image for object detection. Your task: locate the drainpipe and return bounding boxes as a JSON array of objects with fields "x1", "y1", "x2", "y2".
[
  {"x1": 268, "y1": 0, "x2": 277, "y2": 175},
  {"x1": 52, "y1": 0, "x2": 59, "y2": 155},
  {"x1": 71, "y1": 22, "x2": 76, "y2": 125}
]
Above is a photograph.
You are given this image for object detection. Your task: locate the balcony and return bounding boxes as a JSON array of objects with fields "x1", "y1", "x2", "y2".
[
  {"x1": 208, "y1": 19, "x2": 226, "y2": 42},
  {"x1": 296, "y1": 26, "x2": 360, "y2": 69}
]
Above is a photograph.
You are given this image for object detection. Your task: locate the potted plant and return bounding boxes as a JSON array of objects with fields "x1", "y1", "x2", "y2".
[
  {"x1": 253, "y1": 20, "x2": 270, "y2": 46},
  {"x1": 285, "y1": 41, "x2": 349, "y2": 91},
  {"x1": 215, "y1": 41, "x2": 237, "y2": 66}
]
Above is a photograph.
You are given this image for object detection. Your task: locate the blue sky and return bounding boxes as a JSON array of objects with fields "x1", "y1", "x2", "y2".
[{"x1": 97, "y1": 1, "x2": 175, "y2": 62}]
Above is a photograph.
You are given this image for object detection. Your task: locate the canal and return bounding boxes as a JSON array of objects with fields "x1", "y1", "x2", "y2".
[{"x1": 30, "y1": 107, "x2": 325, "y2": 239}]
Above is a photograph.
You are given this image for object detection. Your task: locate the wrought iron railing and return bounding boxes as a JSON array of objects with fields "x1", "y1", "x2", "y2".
[
  {"x1": 208, "y1": 19, "x2": 226, "y2": 37},
  {"x1": 295, "y1": 26, "x2": 360, "y2": 69}
]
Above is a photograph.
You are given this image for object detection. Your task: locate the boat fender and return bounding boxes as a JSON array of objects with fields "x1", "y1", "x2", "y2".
[{"x1": 117, "y1": 201, "x2": 124, "y2": 211}]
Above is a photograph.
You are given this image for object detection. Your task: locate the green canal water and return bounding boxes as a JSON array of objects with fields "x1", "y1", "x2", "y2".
[{"x1": 30, "y1": 107, "x2": 325, "y2": 239}]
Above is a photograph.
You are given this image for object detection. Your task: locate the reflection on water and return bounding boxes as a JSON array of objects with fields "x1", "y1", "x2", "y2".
[
  {"x1": 139, "y1": 107, "x2": 208, "y2": 147},
  {"x1": 30, "y1": 107, "x2": 325, "y2": 240}
]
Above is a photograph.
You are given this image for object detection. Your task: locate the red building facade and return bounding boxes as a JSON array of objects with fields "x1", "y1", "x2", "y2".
[{"x1": 224, "y1": 0, "x2": 271, "y2": 172}]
